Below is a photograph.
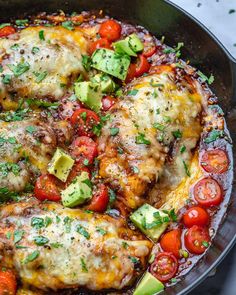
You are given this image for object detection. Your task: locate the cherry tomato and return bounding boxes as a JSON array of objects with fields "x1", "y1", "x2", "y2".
[
  {"x1": 70, "y1": 136, "x2": 98, "y2": 165},
  {"x1": 99, "y1": 19, "x2": 121, "y2": 41},
  {"x1": 150, "y1": 252, "x2": 178, "y2": 282},
  {"x1": 87, "y1": 184, "x2": 109, "y2": 212},
  {"x1": 102, "y1": 95, "x2": 116, "y2": 111},
  {"x1": 34, "y1": 174, "x2": 61, "y2": 201},
  {"x1": 135, "y1": 55, "x2": 151, "y2": 77},
  {"x1": 143, "y1": 45, "x2": 156, "y2": 57},
  {"x1": 0, "y1": 270, "x2": 17, "y2": 295},
  {"x1": 201, "y1": 149, "x2": 229, "y2": 174},
  {"x1": 125, "y1": 63, "x2": 137, "y2": 83},
  {"x1": 89, "y1": 38, "x2": 111, "y2": 55},
  {"x1": 183, "y1": 206, "x2": 209, "y2": 228},
  {"x1": 66, "y1": 162, "x2": 91, "y2": 186},
  {"x1": 193, "y1": 177, "x2": 222, "y2": 207},
  {"x1": 160, "y1": 229, "x2": 182, "y2": 258},
  {"x1": 71, "y1": 108, "x2": 100, "y2": 138},
  {"x1": 0, "y1": 26, "x2": 16, "y2": 38},
  {"x1": 184, "y1": 225, "x2": 210, "y2": 254}
]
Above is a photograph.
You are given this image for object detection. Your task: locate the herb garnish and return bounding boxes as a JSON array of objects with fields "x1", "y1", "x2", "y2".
[
  {"x1": 183, "y1": 160, "x2": 191, "y2": 177},
  {"x1": 80, "y1": 258, "x2": 88, "y2": 272},
  {"x1": 135, "y1": 133, "x2": 151, "y2": 145},
  {"x1": 13, "y1": 230, "x2": 25, "y2": 244},
  {"x1": 127, "y1": 89, "x2": 139, "y2": 96},
  {"x1": 39, "y1": 30, "x2": 45, "y2": 41},
  {"x1": 110, "y1": 127, "x2": 119, "y2": 136},
  {"x1": 33, "y1": 71, "x2": 48, "y2": 83},
  {"x1": 204, "y1": 130, "x2": 224, "y2": 143},
  {"x1": 8, "y1": 61, "x2": 30, "y2": 77},
  {"x1": 33, "y1": 236, "x2": 49, "y2": 246},
  {"x1": 197, "y1": 70, "x2": 214, "y2": 85},
  {"x1": 62, "y1": 21, "x2": 74, "y2": 31},
  {"x1": 23, "y1": 250, "x2": 40, "y2": 264},
  {"x1": 76, "y1": 225, "x2": 90, "y2": 239}
]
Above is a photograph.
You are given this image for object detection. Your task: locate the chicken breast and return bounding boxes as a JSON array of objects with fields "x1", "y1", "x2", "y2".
[
  {"x1": 98, "y1": 65, "x2": 204, "y2": 209},
  {"x1": 0, "y1": 201, "x2": 152, "y2": 291},
  {"x1": 0, "y1": 114, "x2": 72, "y2": 192},
  {"x1": 0, "y1": 25, "x2": 93, "y2": 110}
]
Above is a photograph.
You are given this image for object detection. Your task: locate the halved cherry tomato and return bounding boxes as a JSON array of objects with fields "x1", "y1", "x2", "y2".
[
  {"x1": 193, "y1": 178, "x2": 222, "y2": 207},
  {"x1": 183, "y1": 206, "x2": 209, "y2": 228},
  {"x1": 0, "y1": 269, "x2": 17, "y2": 295},
  {"x1": 70, "y1": 136, "x2": 98, "y2": 165},
  {"x1": 160, "y1": 229, "x2": 182, "y2": 258},
  {"x1": 89, "y1": 38, "x2": 111, "y2": 55},
  {"x1": 143, "y1": 45, "x2": 156, "y2": 57},
  {"x1": 184, "y1": 225, "x2": 210, "y2": 254},
  {"x1": 102, "y1": 95, "x2": 116, "y2": 111},
  {"x1": 34, "y1": 174, "x2": 62, "y2": 201},
  {"x1": 87, "y1": 184, "x2": 109, "y2": 212},
  {"x1": 99, "y1": 19, "x2": 121, "y2": 41},
  {"x1": 201, "y1": 149, "x2": 229, "y2": 174},
  {"x1": 135, "y1": 55, "x2": 151, "y2": 77},
  {"x1": 150, "y1": 252, "x2": 178, "y2": 282},
  {"x1": 71, "y1": 108, "x2": 100, "y2": 138},
  {"x1": 0, "y1": 26, "x2": 16, "y2": 38},
  {"x1": 66, "y1": 162, "x2": 91, "y2": 186},
  {"x1": 125, "y1": 63, "x2": 137, "y2": 83}
]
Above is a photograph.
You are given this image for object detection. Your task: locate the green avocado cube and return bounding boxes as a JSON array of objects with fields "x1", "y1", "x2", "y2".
[
  {"x1": 133, "y1": 272, "x2": 164, "y2": 295},
  {"x1": 90, "y1": 73, "x2": 116, "y2": 93},
  {"x1": 127, "y1": 33, "x2": 144, "y2": 52},
  {"x1": 48, "y1": 148, "x2": 74, "y2": 182},
  {"x1": 113, "y1": 39, "x2": 137, "y2": 57},
  {"x1": 130, "y1": 203, "x2": 169, "y2": 242},
  {"x1": 61, "y1": 172, "x2": 92, "y2": 208},
  {"x1": 91, "y1": 49, "x2": 131, "y2": 80},
  {"x1": 74, "y1": 81, "x2": 102, "y2": 112}
]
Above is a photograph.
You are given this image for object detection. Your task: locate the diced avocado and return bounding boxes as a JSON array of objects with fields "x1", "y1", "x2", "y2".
[
  {"x1": 127, "y1": 33, "x2": 144, "y2": 52},
  {"x1": 61, "y1": 172, "x2": 92, "y2": 208},
  {"x1": 90, "y1": 73, "x2": 116, "y2": 93},
  {"x1": 91, "y1": 49, "x2": 131, "y2": 80},
  {"x1": 113, "y1": 39, "x2": 137, "y2": 57},
  {"x1": 48, "y1": 148, "x2": 74, "y2": 182},
  {"x1": 74, "y1": 81, "x2": 102, "y2": 112},
  {"x1": 130, "y1": 203, "x2": 169, "y2": 242},
  {"x1": 133, "y1": 272, "x2": 164, "y2": 295}
]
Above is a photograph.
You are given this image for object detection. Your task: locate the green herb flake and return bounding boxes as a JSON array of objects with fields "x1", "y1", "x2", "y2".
[
  {"x1": 8, "y1": 61, "x2": 30, "y2": 77},
  {"x1": 26, "y1": 125, "x2": 37, "y2": 134},
  {"x1": 82, "y1": 55, "x2": 91, "y2": 72},
  {"x1": 183, "y1": 160, "x2": 191, "y2": 177},
  {"x1": 45, "y1": 216, "x2": 53, "y2": 227},
  {"x1": 153, "y1": 123, "x2": 165, "y2": 131},
  {"x1": 6, "y1": 232, "x2": 11, "y2": 239},
  {"x1": 62, "y1": 20, "x2": 74, "y2": 31},
  {"x1": 172, "y1": 129, "x2": 182, "y2": 139},
  {"x1": 110, "y1": 127, "x2": 119, "y2": 136},
  {"x1": 132, "y1": 166, "x2": 139, "y2": 174},
  {"x1": 50, "y1": 242, "x2": 63, "y2": 248},
  {"x1": 39, "y1": 30, "x2": 45, "y2": 41},
  {"x1": 204, "y1": 130, "x2": 223, "y2": 144},
  {"x1": 197, "y1": 70, "x2": 214, "y2": 85},
  {"x1": 23, "y1": 250, "x2": 40, "y2": 264},
  {"x1": 10, "y1": 44, "x2": 19, "y2": 51},
  {"x1": 80, "y1": 257, "x2": 88, "y2": 272},
  {"x1": 122, "y1": 241, "x2": 129, "y2": 249},
  {"x1": 32, "y1": 47, "x2": 40, "y2": 54},
  {"x1": 135, "y1": 133, "x2": 151, "y2": 145},
  {"x1": 0, "y1": 23, "x2": 11, "y2": 29},
  {"x1": 83, "y1": 159, "x2": 89, "y2": 166},
  {"x1": 202, "y1": 241, "x2": 209, "y2": 247},
  {"x1": 15, "y1": 19, "x2": 28, "y2": 26},
  {"x1": 180, "y1": 145, "x2": 186, "y2": 153},
  {"x1": 33, "y1": 71, "x2": 48, "y2": 83},
  {"x1": 96, "y1": 227, "x2": 107, "y2": 235},
  {"x1": 127, "y1": 89, "x2": 138, "y2": 96},
  {"x1": 31, "y1": 217, "x2": 45, "y2": 229},
  {"x1": 13, "y1": 230, "x2": 25, "y2": 244},
  {"x1": 76, "y1": 225, "x2": 90, "y2": 239},
  {"x1": 128, "y1": 256, "x2": 139, "y2": 264},
  {"x1": 2, "y1": 74, "x2": 12, "y2": 84},
  {"x1": 33, "y1": 236, "x2": 49, "y2": 246}
]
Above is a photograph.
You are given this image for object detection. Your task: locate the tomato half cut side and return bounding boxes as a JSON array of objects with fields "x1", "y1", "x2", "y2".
[
  {"x1": 87, "y1": 184, "x2": 109, "y2": 212},
  {"x1": 201, "y1": 149, "x2": 229, "y2": 174},
  {"x1": 193, "y1": 177, "x2": 222, "y2": 207},
  {"x1": 70, "y1": 136, "x2": 98, "y2": 165},
  {"x1": 184, "y1": 225, "x2": 210, "y2": 255},
  {"x1": 70, "y1": 108, "x2": 100, "y2": 138},
  {"x1": 99, "y1": 19, "x2": 121, "y2": 41},
  {"x1": 0, "y1": 270, "x2": 17, "y2": 295},
  {"x1": 183, "y1": 206, "x2": 209, "y2": 228},
  {"x1": 66, "y1": 162, "x2": 91, "y2": 186},
  {"x1": 89, "y1": 38, "x2": 111, "y2": 55},
  {"x1": 135, "y1": 55, "x2": 151, "y2": 77},
  {"x1": 143, "y1": 45, "x2": 156, "y2": 57},
  {"x1": 34, "y1": 174, "x2": 62, "y2": 202},
  {"x1": 150, "y1": 252, "x2": 178, "y2": 282},
  {"x1": 160, "y1": 229, "x2": 182, "y2": 258},
  {"x1": 0, "y1": 26, "x2": 16, "y2": 38},
  {"x1": 125, "y1": 63, "x2": 137, "y2": 83}
]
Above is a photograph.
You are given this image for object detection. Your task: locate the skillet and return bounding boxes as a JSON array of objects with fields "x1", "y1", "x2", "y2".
[{"x1": 0, "y1": 0, "x2": 235, "y2": 294}]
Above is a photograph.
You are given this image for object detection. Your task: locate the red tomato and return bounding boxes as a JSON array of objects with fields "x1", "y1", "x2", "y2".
[
  {"x1": 0, "y1": 26, "x2": 16, "y2": 38},
  {"x1": 183, "y1": 206, "x2": 209, "y2": 228},
  {"x1": 99, "y1": 19, "x2": 121, "y2": 41},
  {"x1": 66, "y1": 162, "x2": 91, "y2": 186},
  {"x1": 135, "y1": 55, "x2": 151, "y2": 77},
  {"x1": 70, "y1": 108, "x2": 100, "y2": 138},
  {"x1": 193, "y1": 178, "x2": 222, "y2": 207},
  {"x1": 89, "y1": 38, "x2": 111, "y2": 55},
  {"x1": 34, "y1": 174, "x2": 61, "y2": 201},
  {"x1": 102, "y1": 96, "x2": 116, "y2": 111},
  {"x1": 160, "y1": 229, "x2": 182, "y2": 258},
  {"x1": 201, "y1": 149, "x2": 229, "y2": 174},
  {"x1": 70, "y1": 136, "x2": 98, "y2": 165},
  {"x1": 0, "y1": 270, "x2": 17, "y2": 295},
  {"x1": 87, "y1": 184, "x2": 109, "y2": 212},
  {"x1": 143, "y1": 45, "x2": 156, "y2": 57},
  {"x1": 125, "y1": 63, "x2": 137, "y2": 83},
  {"x1": 184, "y1": 225, "x2": 210, "y2": 254},
  {"x1": 150, "y1": 252, "x2": 178, "y2": 282}
]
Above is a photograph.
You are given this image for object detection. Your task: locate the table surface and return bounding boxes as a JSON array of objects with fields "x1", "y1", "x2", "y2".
[{"x1": 170, "y1": 1, "x2": 236, "y2": 294}]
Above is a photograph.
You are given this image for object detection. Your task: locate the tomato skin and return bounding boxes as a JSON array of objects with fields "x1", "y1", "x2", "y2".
[
  {"x1": 70, "y1": 108, "x2": 100, "y2": 138},
  {"x1": 183, "y1": 207, "x2": 209, "y2": 228},
  {"x1": 70, "y1": 136, "x2": 98, "y2": 165},
  {"x1": 34, "y1": 174, "x2": 61, "y2": 202},
  {"x1": 160, "y1": 229, "x2": 182, "y2": 258},
  {"x1": 184, "y1": 225, "x2": 210, "y2": 255},
  {"x1": 99, "y1": 19, "x2": 121, "y2": 41},
  {"x1": 125, "y1": 63, "x2": 137, "y2": 83},
  {"x1": 89, "y1": 38, "x2": 111, "y2": 55},
  {"x1": 150, "y1": 252, "x2": 178, "y2": 282},
  {"x1": 102, "y1": 96, "x2": 116, "y2": 111},
  {"x1": 201, "y1": 149, "x2": 229, "y2": 174},
  {"x1": 143, "y1": 45, "x2": 156, "y2": 57},
  {"x1": 193, "y1": 177, "x2": 222, "y2": 207},
  {"x1": 87, "y1": 184, "x2": 109, "y2": 212},
  {"x1": 0, "y1": 26, "x2": 16, "y2": 38},
  {"x1": 66, "y1": 162, "x2": 91, "y2": 186},
  {"x1": 0, "y1": 270, "x2": 17, "y2": 295},
  {"x1": 135, "y1": 55, "x2": 151, "y2": 77}
]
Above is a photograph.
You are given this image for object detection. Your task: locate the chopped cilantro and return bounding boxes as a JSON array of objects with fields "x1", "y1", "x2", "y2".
[
  {"x1": 8, "y1": 61, "x2": 30, "y2": 77},
  {"x1": 15, "y1": 19, "x2": 28, "y2": 26},
  {"x1": 33, "y1": 236, "x2": 49, "y2": 246},
  {"x1": 10, "y1": 44, "x2": 19, "y2": 51},
  {"x1": 82, "y1": 55, "x2": 91, "y2": 71},
  {"x1": 2, "y1": 74, "x2": 12, "y2": 84},
  {"x1": 202, "y1": 241, "x2": 209, "y2": 247},
  {"x1": 180, "y1": 145, "x2": 186, "y2": 153},
  {"x1": 13, "y1": 230, "x2": 25, "y2": 244},
  {"x1": 110, "y1": 127, "x2": 119, "y2": 136},
  {"x1": 26, "y1": 125, "x2": 37, "y2": 134},
  {"x1": 127, "y1": 89, "x2": 139, "y2": 96},
  {"x1": 50, "y1": 242, "x2": 63, "y2": 248},
  {"x1": 33, "y1": 71, "x2": 48, "y2": 83},
  {"x1": 183, "y1": 160, "x2": 191, "y2": 177},
  {"x1": 76, "y1": 225, "x2": 90, "y2": 239},
  {"x1": 135, "y1": 133, "x2": 151, "y2": 145},
  {"x1": 96, "y1": 227, "x2": 107, "y2": 235},
  {"x1": 197, "y1": 70, "x2": 214, "y2": 85},
  {"x1": 80, "y1": 257, "x2": 88, "y2": 272},
  {"x1": 62, "y1": 20, "x2": 74, "y2": 31},
  {"x1": 31, "y1": 217, "x2": 45, "y2": 229},
  {"x1": 23, "y1": 250, "x2": 40, "y2": 264},
  {"x1": 32, "y1": 47, "x2": 40, "y2": 54},
  {"x1": 153, "y1": 123, "x2": 165, "y2": 131},
  {"x1": 122, "y1": 241, "x2": 129, "y2": 249},
  {"x1": 172, "y1": 129, "x2": 182, "y2": 139},
  {"x1": 204, "y1": 130, "x2": 224, "y2": 143},
  {"x1": 39, "y1": 30, "x2": 45, "y2": 41},
  {"x1": 132, "y1": 166, "x2": 139, "y2": 174}
]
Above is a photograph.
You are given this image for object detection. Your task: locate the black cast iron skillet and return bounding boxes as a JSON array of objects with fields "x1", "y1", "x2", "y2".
[{"x1": 0, "y1": 0, "x2": 235, "y2": 294}]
